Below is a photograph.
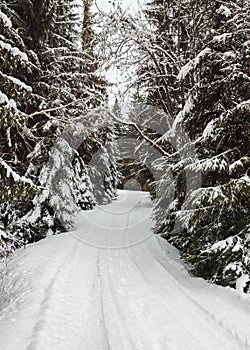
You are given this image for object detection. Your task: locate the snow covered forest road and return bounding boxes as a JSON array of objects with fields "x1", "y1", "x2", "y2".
[{"x1": 0, "y1": 191, "x2": 250, "y2": 350}]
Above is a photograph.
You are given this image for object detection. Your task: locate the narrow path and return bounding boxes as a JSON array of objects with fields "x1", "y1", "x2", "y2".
[{"x1": 0, "y1": 191, "x2": 250, "y2": 349}]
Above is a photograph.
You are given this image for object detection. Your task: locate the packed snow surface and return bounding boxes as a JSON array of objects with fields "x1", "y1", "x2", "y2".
[{"x1": 0, "y1": 190, "x2": 250, "y2": 350}]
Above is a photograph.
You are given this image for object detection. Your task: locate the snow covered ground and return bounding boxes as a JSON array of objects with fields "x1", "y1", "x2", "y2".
[{"x1": 0, "y1": 190, "x2": 250, "y2": 350}]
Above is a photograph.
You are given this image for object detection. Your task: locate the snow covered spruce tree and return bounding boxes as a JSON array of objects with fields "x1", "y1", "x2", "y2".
[
  {"x1": 14, "y1": 0, "x2": 99, "y2": 236},
  {"x1": 15, "y1": 0, "x2": 118, "y2": 238},
  {"x1": 165, "y1": 1, "x2": 250, "y2": 291},
  {"x1": 0, "y1": 2, "x2": 42, "y2": 256},
  {"x1": 0, "y1": 0, "x2": 119, "y2": 256},
  {"x1": 134, "y1": 0, "x2": 211, "y2": 116}
]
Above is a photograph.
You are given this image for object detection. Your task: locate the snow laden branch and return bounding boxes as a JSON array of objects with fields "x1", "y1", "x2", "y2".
[
  {"x1": 28, "y1": 99, "x2": 87, "y2": 118},
  {"x1": 109, "y1": 109, "x2": 170, "y2": 157},
  {"x1": 177, "y1": 48, "x2": 211, "y2": 81},
  {"x1": 0, "y1": 158, "x2": 36, "y2": 187}
]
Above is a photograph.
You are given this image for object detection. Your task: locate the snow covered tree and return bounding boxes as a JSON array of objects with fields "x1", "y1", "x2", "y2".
[
  {"x1": 104, "y1": 0, "x2": 250, "y2": 292},
  {"x1": 12, "y1": 0, "x2": 114, "y2": 241},
  {"x1": 89, "y1": 125, "x2": 120, "y2": 203},
  {"x1": 0, "y1": 1, "x2": 43, "y2": 254},
  {"x1": 133, "y1": 0, "x2": 212, "y2": 116},
  {"x1": 165, "y1": 1, "x2": 250, "y2": 291},
  {"x1": 0, "y1": 2, "x2": 40, "y2": 199},
  {"x1": 0, "y1": 1, "x2": 119, "y2": 255}
]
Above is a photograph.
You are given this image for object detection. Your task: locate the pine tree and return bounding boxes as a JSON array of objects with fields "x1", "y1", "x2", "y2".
[
  {"x1": 0, "y1": 0, "x2": 119, "y2": 255},
  {"x1": 0, "y1": 1, "x2": 43, "y2": 254},
  {"x1": 136, "y1": 0, "x2": 211, "y2": 116},
  {"x1": 0, "y1": 1, "x2": 40, "y2": 199},
  {"x1": 168, "y1": 0, "x2": 250, "y2": 291},
  {"x1": 13, "y1": 0, "x2": 111, "y2": 241}
]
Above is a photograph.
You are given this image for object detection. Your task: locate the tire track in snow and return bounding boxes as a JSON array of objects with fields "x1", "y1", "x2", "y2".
[
  {"x1": 26, "y1": 240, "x2": 79, "y2": 350},
  {"x1": 98, "y1": 212, "x2": 138, "y2": 350},
  {"x1": 97, "y1": 250, "x2": 112, "y2": 350},
  {"x1": 101, "y1": 208, "x2": 205, "y2": 350},
  {"x1": 102, "y1": 199, "x2": 215, "y2": 349},
  {"x1": 1, "y1": 191, "x2": 250, "y2": 350},
  {"x1": 113, "y1": 248, "x2": 212, "y2": 350},
  {"x1": 100, "y1": 250, "x2": 147, "y2": 350},
  {"x1": 146, "y1": 237, "x2": 250, "y2": 349},
  {"x1": 129, "y1": 242, "x2": 243, "y2": 350},
  {"x1": 120, "y1": 209, "x2": 242, "y2": 350}
]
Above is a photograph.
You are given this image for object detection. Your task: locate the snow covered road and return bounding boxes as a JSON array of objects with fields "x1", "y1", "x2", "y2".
[{"x1": 0, "y1": 190, "x2": 250, "y2": 350}]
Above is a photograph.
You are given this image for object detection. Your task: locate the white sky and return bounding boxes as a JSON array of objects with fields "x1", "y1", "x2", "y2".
[
  {"x1": 95, "y1": 0, "x2": 142, "y2": 14},
  {"x1": 94, "y1": 0, "x2": 145, "y2": 103}
]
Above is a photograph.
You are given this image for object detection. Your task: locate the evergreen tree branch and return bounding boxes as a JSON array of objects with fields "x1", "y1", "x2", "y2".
[
  {"x1": 109, "y1": 110, "x2": 170, "y2": 157},
  {"x1": 28, "y1": 99, "x2": 86, "y2": 118}
]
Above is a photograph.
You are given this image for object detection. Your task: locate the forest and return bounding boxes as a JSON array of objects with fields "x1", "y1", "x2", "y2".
[{"x1": 0, "y1": 0, "x2": 250, "y2": 296}]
